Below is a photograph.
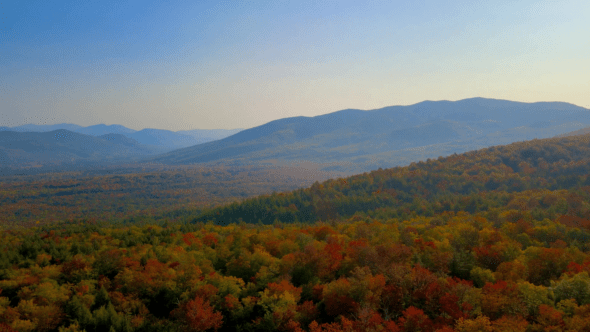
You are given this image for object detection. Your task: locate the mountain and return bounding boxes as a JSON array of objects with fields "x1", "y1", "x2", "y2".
[
  {"x1": 75, "y1": 124, "x2": 138, "y2": 136},
  {"x1": 0, "y1": 129, "x2": 162, "y2": 169},
  {"x1": 77, "y1": 126, "x2": 242, "y2": 150},
  {"x1": 97, "y1": 133, "x2": 147, "y2": 148},
  {"x1": 127, "y1": 129, "x2": 207, "y2": 150},
  {"x1": 0, "y1": 126, "x2": 245, "y2": 172},
  {"x1": 149, "y1": 98, "x2": 590, "y2": 173},
  {"x1": 0, "y1": 123, "x2": 84, "y2": 132},
  {"x1": 0, "y1": 124, "x2": 243, "y2": 151},
  {"x1": 176, "y1": 129, "x2": 244, "y2": 141}
]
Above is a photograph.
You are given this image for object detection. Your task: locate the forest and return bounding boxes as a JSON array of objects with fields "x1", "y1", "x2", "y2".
[
  {"x1": 0, "y1": 165, "x2": 327, "y2": 229},
  {"x1": 2, "y1": 133, "x2": 590, "y2": 331}
]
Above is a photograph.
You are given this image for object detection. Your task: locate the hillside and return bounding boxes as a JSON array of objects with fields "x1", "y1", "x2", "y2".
[
  {"x1": 149, "y1": 98, "x2": 590, "y2": 173},
  {"x1": 557, "y1": 126, "x2": 590, "y2": 138},
  {"x1": 176, "y1": 128, "x2": 244, "y2": 141},
  {"x1": 193, "y1": 131, "x2": 590, "y2": 226},
  {"x1": 2, "y1": 132, "x2": 590, "y2": 331}
]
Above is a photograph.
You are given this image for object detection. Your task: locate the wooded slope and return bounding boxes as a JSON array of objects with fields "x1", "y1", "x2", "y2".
[
  {"x1": 2, "y1": 133, "x2": 590, "y2": 331},
  {"x1": 194, "y1": 133, "x2": 590, "y2": 227}
]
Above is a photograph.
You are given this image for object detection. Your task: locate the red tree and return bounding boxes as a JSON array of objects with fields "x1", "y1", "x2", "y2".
[{"x1": 175, "y1": 296, "x2": 223, "y2": 332}]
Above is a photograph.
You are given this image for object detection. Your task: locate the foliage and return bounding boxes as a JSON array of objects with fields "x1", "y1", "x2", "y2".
[{"x1": 2, "y1": 133, "x2": 590, "y2": 330}]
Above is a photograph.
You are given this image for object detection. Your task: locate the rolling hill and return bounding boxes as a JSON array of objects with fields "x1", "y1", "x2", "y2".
[{"x1": 149, "y1": 98, "x2": 590, "y2": 173}]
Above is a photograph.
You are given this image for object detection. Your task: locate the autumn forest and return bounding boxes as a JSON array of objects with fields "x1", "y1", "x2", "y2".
[{"x1": 3, "y1": 133, "x2": 590, "y2": 331}]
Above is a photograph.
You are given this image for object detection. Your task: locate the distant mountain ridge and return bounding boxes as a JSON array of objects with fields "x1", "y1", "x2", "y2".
[
  {"x1": 0, "y1": 124, "x2": 243, "y2": 173},
  {"x1": 75, "y1": 124, "x2": 137, "y2": 136},
  {"x1": 149, "y1": 98, "x2": 590, "y2": 173},
  {"x1": 0, "y1": 124, "x2": 244, "y2": 151},
  {"x1": 0, "y1": 123, "x2": 84, "y2": 132},
  {"x1": 3, "y1": 98, "x2": 590, "y2": 174},
  {"x1": 0, "y1": 129, "x2": 161, "y2": 168}
]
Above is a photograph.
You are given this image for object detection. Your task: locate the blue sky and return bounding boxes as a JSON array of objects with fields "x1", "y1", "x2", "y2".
[{"x1": 1, "y1": 0, "x2": 589, "y2": 130}]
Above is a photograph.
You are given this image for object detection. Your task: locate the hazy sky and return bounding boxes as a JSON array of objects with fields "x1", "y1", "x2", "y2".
[{"x1": 2, "y1": 0, "x2": 589, "y2": 131}]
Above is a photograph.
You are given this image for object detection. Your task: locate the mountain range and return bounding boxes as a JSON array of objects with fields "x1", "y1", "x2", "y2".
[
  {"x1": 0, "y1": 124, "x2": 243, "y2": 150},
  {"x1": 2, "y1": 98, "x2": 590, "y2": 174},
  {"x1": 149, "y1": 98, "x2": 590, "y2": 173},
  {"x1": 0, "y1": 130, "x2": 157, "y2": 168},
  {"x1": 0, "y1": 125, "x2": 242, "y2": 172}
]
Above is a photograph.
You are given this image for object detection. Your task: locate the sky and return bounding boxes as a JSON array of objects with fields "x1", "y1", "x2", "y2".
[{"x1": 1, "y1": 0, "x2": 589, "y2": 131}]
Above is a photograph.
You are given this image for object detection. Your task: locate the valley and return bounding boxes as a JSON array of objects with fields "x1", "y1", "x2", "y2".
[{"x1": 2, "y1": 130, "x2": 590, "y2": 331}]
